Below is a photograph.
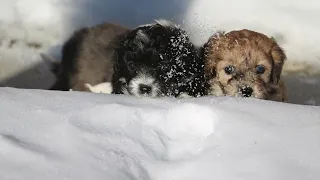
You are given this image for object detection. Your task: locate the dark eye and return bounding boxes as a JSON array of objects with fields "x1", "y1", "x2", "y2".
[
  {"x1": 256, "y1": 65, "x2": 265, "y2": 74},
  {"x1": 127, "y1": 61, "x2": 137, "y2": 72},
  {"x1": 224, "y1": 65, "x2": 235, "y2": 75}
]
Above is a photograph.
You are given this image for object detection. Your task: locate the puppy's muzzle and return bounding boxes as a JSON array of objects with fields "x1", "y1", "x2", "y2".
[
  {"x1": 139, "y1": 84, "x2": 152, "y2": 95},
  {"x1": 238, "y1": 85, "x2": 253, "y2": 97}
]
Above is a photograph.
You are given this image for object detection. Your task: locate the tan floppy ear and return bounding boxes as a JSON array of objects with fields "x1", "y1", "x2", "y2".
[
  {"x1": 270, "y1": 41, "x2": 286, "y2": 84},
  {"x1": 204, "y1": 59, "x2": 217, "y2": 80},
  {"x1": 204, "y1": 52, "x2": 217, "y2": 80},
  {"x1": 202, "y1": 31, "x2": 226, "y2": 80},
  {"x1": 202, "y1": 43, "x2": 217, "y2": 80}
]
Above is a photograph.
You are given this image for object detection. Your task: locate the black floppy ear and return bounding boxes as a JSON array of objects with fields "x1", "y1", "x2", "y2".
[
  {"x1": 112, "y1": 50, "x2": 120, "y2": 72},
  {"x1": 270, "y1": 41, "x2": 286, "y2": 84},
  {"x1": 133, "y1": 29, "x2": 150, "y2": 51},
  {"x1": 122, "y1": 51, "x2": 138, "y2": 72},
  {"x1": 150, "y1": 49, "x2": 161, "y2": 64}
]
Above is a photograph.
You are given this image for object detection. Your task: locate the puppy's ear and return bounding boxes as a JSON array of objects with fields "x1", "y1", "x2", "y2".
[
  {"x1": 270, "y1": 41, "x2": 286, "y2": 84},
  {"x1": 202, "y1": 31, "x2": 226, "y2": 80},
  {"x1": 202, "y1": 42, "x2": 217, "y2": 80},
  {"x1": 134, "y1": 30, "x2": 150, "y2": 50},
  {"x1": 112, "y1": 50, "x2": 121, "y2": 72}
]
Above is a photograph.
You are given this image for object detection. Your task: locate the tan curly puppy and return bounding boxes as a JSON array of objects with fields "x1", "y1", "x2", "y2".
[{"x1": 203, "y1": 29, "x2": 287, "y2": 102}]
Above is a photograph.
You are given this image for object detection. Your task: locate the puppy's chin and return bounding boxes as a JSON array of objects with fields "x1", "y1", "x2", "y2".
[{"x1": 126, "y1": 71, "x2": 162, "y2": 98}]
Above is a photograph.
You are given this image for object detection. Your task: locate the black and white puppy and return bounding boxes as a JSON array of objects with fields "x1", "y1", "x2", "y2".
[
  {"x1": 112, "y1": 19, "x2": 208, "y2": 98},
  {"x1": 47, "y1": 20, "x2": 207, "y2": 98}
]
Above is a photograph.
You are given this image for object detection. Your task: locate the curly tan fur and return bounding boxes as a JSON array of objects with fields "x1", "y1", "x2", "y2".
[{"x1": 203, "y1": 29, "x2": 288, "y2": 102}]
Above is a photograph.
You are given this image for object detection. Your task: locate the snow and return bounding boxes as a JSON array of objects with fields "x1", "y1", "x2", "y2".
[
  {"x1": 0, "y1": 1, "x2": 320, "y2": 178},
  {"x1": 0, "y1": 87, "x2": 319, "y2": 179}
]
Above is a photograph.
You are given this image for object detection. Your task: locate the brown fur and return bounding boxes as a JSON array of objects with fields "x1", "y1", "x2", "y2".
[
  {"x1": 203, "y1": 29, "x2": 288, "y2": 102},
  {"x1": 50, "y1": 22, "x2": 131, "y2": 91}
]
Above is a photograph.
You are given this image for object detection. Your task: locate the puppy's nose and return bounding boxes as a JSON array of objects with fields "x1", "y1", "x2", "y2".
[
  {"x1": 139, "y1": 84, "x2": 152, "y2": 94},
  {"x1": 239, "y1": 86, "x2": 253, "y2": 97}
]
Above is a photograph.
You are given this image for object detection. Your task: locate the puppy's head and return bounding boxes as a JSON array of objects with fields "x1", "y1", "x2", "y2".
[
  {"x1": 115, "y1": 20, "x2": 206, "y2": 98},
  {"x1": 137, "y1": 19, "x2": 206, "y2": 97},
  {"x1": 204, "y1": 29, "x2": 286, "y2": 101},
  {"x1": 114, "y1": 30, "x2": 162, "y2": 97}
]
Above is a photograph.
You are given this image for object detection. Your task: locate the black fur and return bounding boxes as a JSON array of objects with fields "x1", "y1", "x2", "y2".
[
  {"x1": 113, "y1": 20, "x2": 208, "y2": 97},
  {"x1": 50, "y1": 20, "x2": 208, "y2": 97}
]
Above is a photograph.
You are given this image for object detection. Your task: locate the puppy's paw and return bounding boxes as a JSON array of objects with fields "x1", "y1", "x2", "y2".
[
  {"x1": 177, "y1": 93, "x2": 192, "y2": 99},
  {"x1": 84, "y1": 82, "x2": 113, "y2": 94},
  {"x1": 208, "y1": 82, "x2": 224, "y2": 97}
]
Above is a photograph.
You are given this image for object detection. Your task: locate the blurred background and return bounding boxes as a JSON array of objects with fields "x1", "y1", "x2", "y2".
[{"x1": 0, "y1": 0, "x2": 319, "y2": 105}]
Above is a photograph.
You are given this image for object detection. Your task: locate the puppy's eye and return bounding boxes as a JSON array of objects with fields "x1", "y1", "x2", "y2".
[
  {"x1": 256, "y1": 65, "x2": 265, "y2": 74},
  {"x1": 224, "y1": 65, "x2": 235, "y2": 75},
  {"x1": 127, "y1": 61, "x2": 137, "y2": 72}
]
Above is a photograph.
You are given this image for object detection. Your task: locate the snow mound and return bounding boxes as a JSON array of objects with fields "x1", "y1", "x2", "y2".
[
  {"x1": 0, "y1": 87, "x2": 319, "y2": 180},
  {"x1": 163, "y1": 103, "x2": 216, "y2": 140},
  {"x1": 153, "y1": 103, "x2": 218, "y2": 160}
]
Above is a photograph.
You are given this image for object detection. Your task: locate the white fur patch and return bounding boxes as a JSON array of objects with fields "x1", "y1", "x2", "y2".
[
  {"x1": 155, "y1": 19, "x2": 179, "y2": 29},
  {"x1": 136, "y1": 30, "x2": 150, "y2": 42},
  {"x1": 119, "y1": 77, "x2": 126, "y2": 84},
  {"x1": 138, "y1": 19, "x2": 178, "y2": 29},
  {"x1": 137, "y1": 23, "x2": 154, "y2": 28},
  {"x1": 128, "y1": 71, "x2": 160, "y2": 97},
  {"x1": 84, "y1": 82, "x2": 113, "y2": 94}
]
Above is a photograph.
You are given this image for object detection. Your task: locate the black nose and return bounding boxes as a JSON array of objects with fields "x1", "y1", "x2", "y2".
[
  {"x1": 139, "y1": 84, "x2": 152, "y2": 94},
  {"x1": 239, "y1": 86, "x2": 253, "y2": 97}
]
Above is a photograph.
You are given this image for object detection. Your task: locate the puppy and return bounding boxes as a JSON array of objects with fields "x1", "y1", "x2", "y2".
[
  {"x1": 112, "y1": 19, "x2": 207, "y2": 98},
  {"x1": 50, "y1": 22, "x2": 130, "y2": 91},
  {"x1": 84, "y1": 82, "x2": 112, "y2": 93},
  {"x1": 203, "y1": 29, "x2": 288, "y2": 102}
]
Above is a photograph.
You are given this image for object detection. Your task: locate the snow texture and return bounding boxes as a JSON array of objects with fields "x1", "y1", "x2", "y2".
[{"x1": 0, "y1": 87, "x2": 319, "y2": 180}]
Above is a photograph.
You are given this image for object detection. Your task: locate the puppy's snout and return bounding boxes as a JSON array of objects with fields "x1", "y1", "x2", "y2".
[
  {"x1": 139, "y1": 84, "x2": 152, "y2": 94},
  {"x1": 239, "y1": 86, "x2": 253, "y2": 97}
]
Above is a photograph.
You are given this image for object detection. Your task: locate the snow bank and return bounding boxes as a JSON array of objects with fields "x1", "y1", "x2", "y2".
[{"x1": 0, "y1": 87, "x2": 319, "y2": 179}]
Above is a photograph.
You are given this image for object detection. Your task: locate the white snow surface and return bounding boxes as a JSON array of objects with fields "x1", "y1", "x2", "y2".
[{"x1": 0, "y1": 87, "x2": 319, "y2": 180}]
